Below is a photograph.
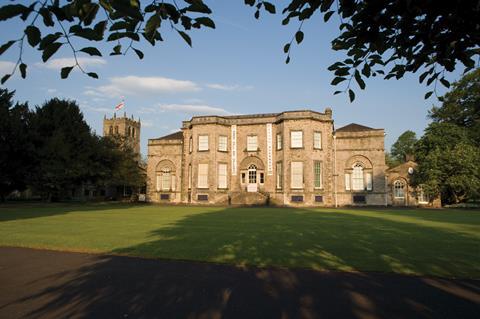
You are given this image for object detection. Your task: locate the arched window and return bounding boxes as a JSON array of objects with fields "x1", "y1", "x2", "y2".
[
  {"x1": 352, "y1": 163, "x2": 364, "y2": 190},
  {"x1": 114, "y1": 126, "x2": 118, "y2": 134},
  {"x1": 394, "y1": 180, "x2": 405, "y2": 198},
  {"x1": 132, "y1": 127, "x2": 135, "y2": 138},
  {"x1": 159, "y1": 168, "x2": 171, "y2": 191},
  {"x1": 127, "y1": 127, "x2": 131, "y2": 136},
  {"x1": 248, "y1": 164, "x2": 257, "y2": 184},
  {"x1": 109, "y1": 126, "x2": 113, "y2": 135}
]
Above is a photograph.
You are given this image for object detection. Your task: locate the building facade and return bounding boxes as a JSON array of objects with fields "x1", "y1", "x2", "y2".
[
  {"x1": 103, "y1": 112, "x2": 141, "y2": 156},
  {"x1": 146, "y1": 109, "x2": 401, "y2": 206}
]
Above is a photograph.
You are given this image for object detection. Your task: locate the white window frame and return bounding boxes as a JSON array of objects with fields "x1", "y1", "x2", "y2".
[
  {"x1": 276, "y1": 161, "x2": 283, "y2": 189},
  {"x1": 314, "y1": 131, "x2": 322, "y2": 149},
  {"x1": 247, "y1": 135, "x2": 258, "y2": 151},
  {"x1": 394, "y1": 180, "x2": 405, "y2": 199},
  {"x1": 198, "y1": 135, "x2": 209, "y2": 151},
  {"x1": 276, "y1": 133, "x2": 283, "y2": 150},
  {"x1": 290, "y1": 131, "x2": 303, "y2": 148},
  {"x1": 218, "y1": 135, "x2": 228, "y2": 152},
  {"x1": 218, "y1": 163, "x2": 227, "y2": 189},
  {"x1": 352, "y1": 163, "x2": 364, "y2": 191},
  {"x1": 197, "y1": 163, "x2": 208, "y2": 188},
  {"x1": 314, "y1": 161, "x2": 323, "y2": 189},
  {"x1": 290, "y1": 161, "x2": 303, "y2": 189}
]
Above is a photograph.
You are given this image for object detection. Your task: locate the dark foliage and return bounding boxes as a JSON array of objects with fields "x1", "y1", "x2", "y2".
[{"x1": 1, "y1": 1, "x2": 478, "y2": 101}]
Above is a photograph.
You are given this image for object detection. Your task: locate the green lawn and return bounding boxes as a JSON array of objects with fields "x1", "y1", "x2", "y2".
[{"x1": 1, "y1": 203, "x2": 479, "y2": 278}]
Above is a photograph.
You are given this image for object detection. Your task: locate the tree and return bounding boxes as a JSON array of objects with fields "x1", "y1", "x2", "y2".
[
  {"x1": 0, "y1": 89, "x2": 34, "y2": 201},
  {"x1": 103, "y1": 135, "x2": 146, "y2": 191},
  {"x1": 29, "y1": 98, "x2": 102, "y2": 200},
  {"x1": 385, "y1": 152, "x2": 400, "y2": 169},
  {"x1": 412, "y1": 123, "x2": 480, "y2": 204},
  {"x1": 1, "y1": 1, "x2": 479, "y2": 101},
  {"x1": 429, "y1": 68, "x2": 480, "y2": 145},
  {"x1": 390, "y1": 130, "x2": 417, "y2": 163}
]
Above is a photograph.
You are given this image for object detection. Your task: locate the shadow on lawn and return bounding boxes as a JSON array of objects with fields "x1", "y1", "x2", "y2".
[
  {"x1": 2, "y1": 207, "x2": 480, "y2": 318},
  {"x1": 0, "y1": 202, "x2": 137, "y2": 222}
]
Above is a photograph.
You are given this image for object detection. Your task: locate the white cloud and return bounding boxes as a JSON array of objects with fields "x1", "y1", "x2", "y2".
[
  {"x1": 206, "y1": 83, "x2": 253, "y2": 91},
  {"x1": 0, "y1": 61, "x2": 15, "y2": 74},
  {"x1": 158, "y1": 103, "x2": 232, "y2": 116},
  {"x1": 46, "y1": 88, "x2": 58, "y2": 94},
  {"x1": 96, "y1": 76, "x2": 200, "y2": 98},
  {"x1": 38, "y1": 57, "x2": 106, "y2": 70}
]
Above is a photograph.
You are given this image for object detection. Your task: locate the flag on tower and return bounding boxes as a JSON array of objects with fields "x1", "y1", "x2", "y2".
[{"x1": 115, "y1": 100, "x2": 125, "y2": 111}]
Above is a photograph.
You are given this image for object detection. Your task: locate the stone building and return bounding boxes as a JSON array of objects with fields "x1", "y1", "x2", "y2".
[
  {"x1": 103, "y1": 112, "x2": 141, "y2": 156},
  {"x1": 146, "y1": 109, "x2": 402, "y2": 206},
  {"x1": 386, "y1": 160, "x2": 441, "y2": 207}
]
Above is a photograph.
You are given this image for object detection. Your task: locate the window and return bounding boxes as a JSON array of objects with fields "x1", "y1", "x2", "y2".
[
  {"x1": 197, "y1": 194, "x2": 208, "y2": 201},
  {"x1": 109, "y1": 126, "x2": 113, "y2": 135},
  {"x1": 127, "y1": 127, "x2": 131, "y2": 136},
  {"x1": 314, "y1": 132, "x2": 322, "y2": 149},
  {"x1": 366, "y1": 173, "x2": 372, "y2": 191},
  {"x1": 352, "y1": 163, "x2": 364, "y2": 191},
  {"x1": 260, "y1": 173, "x2": 264, "y2": 184},
  {"x1": 418, "y1": 186, "x2": 429, "y2": 204},
  {"x1": 114, "y1": 126, "x2": 118, "y2": 134},
  {"x1": 218, "y1": 135, "x2": 228, "y2": 152},
  {"x1": 189, "y1": 137, "x2": 193, "y2": 153},
  {"x1": 197, "y1": 164, "x2": 208, "y2": 188},
  {"x1": 248, "y1": 164, "x2": 257, "y2": 183},
  {"x1": 276, "y1": 162, "x2": 283, "y2": 189},
  {"x1": 247, "y1": 135, "x2": 258, "y2": 151},
  {"x1": 291, "y1": 161, "x2": 303, "y2": 189},
  {"x1": 157, "y1": 168, "x2": 171, "y2": 191},
  {"x1": 218, "y1": 163, "x2": 227, "y2": 189},
  {"x1": 188, "y1": 164, "x2": 192, "y2": 189},
  {"x1": 314, "y1": 161, "x2": 322, "y2": 188},
  {"x1": 160, "y1": 194, "x2": 170, "y2": 200},
  {"x1": 394, "y1": 180, "x2": 405, "y2": 198},
  {"x1": 291, "y1": 195, "x2": 303, "y2": 202},
  {"x1": 291, "y1": 131, "x2": 303, "y2": 148},
  {"x1": 132, "y1": 127, "x2": 135, "y2": 137},
  {"x1": 198, "y1": 135, "x2": 209, "y2": 151},
  {"x1": 353, "y1": 195, "x2": 366, "y2": 203},
  {"x1": 315, "y1": 195, "x2": 323, "y2": 202},
  {"x1": 345, "y1": 173, "x2": 351, "y2": 191},
  {"x1": 276, "y1": 133, "x2": 283, "y2": 150}
]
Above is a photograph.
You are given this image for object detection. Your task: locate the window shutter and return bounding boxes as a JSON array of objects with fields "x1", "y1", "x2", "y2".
[
  {"x1": 345, "y1": 173, "x2": 351, "y2": 191},
  {"x1": 291, "y1": 162, "x2": 303, "y2": 189}
]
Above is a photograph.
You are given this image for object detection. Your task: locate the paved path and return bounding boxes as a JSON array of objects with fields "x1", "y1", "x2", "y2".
[{"x1": 0, "y1": 247, "x2": 479, "y2": 319}]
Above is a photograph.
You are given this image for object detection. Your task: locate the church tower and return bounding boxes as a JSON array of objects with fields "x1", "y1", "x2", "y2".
[{"x1": 103, "y1": 112, "x2": 141, "y2": 156}]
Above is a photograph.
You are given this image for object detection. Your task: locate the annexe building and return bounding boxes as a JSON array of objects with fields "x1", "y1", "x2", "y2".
[{"x1": 147, "y1": 109, "x2": 393, "y2": 206}]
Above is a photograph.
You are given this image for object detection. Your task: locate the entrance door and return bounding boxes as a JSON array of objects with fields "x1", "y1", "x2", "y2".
[{"x1": 247, "y1": 164, "x2": 257, "y2": 192}]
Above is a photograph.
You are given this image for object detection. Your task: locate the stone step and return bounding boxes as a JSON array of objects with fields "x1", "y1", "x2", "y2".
[{"x1": 229, "y1": 191, "x2": 269, "y2": 206}]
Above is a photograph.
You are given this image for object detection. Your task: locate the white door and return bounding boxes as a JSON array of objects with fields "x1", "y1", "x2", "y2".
[{"x1": 247, "y1": 164, "x2": 257, "y2": 192}]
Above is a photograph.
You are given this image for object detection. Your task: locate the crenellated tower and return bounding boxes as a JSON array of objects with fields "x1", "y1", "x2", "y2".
[{"x1": 103, "y1": 112, "x2": 141, "y2": 156}]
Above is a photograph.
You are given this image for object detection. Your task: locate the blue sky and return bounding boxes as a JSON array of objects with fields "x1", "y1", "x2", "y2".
[{"x1": 0, "y1": 1, "x2": 460, "y2": 155}]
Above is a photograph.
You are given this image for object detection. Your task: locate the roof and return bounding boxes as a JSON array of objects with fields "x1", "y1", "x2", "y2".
[
  {"x1": 154, "y1": 131, "x2": 183, "y2": 140},
  {"x1": 335, "y1": 123, "x2": 378, "y2": 132}
]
